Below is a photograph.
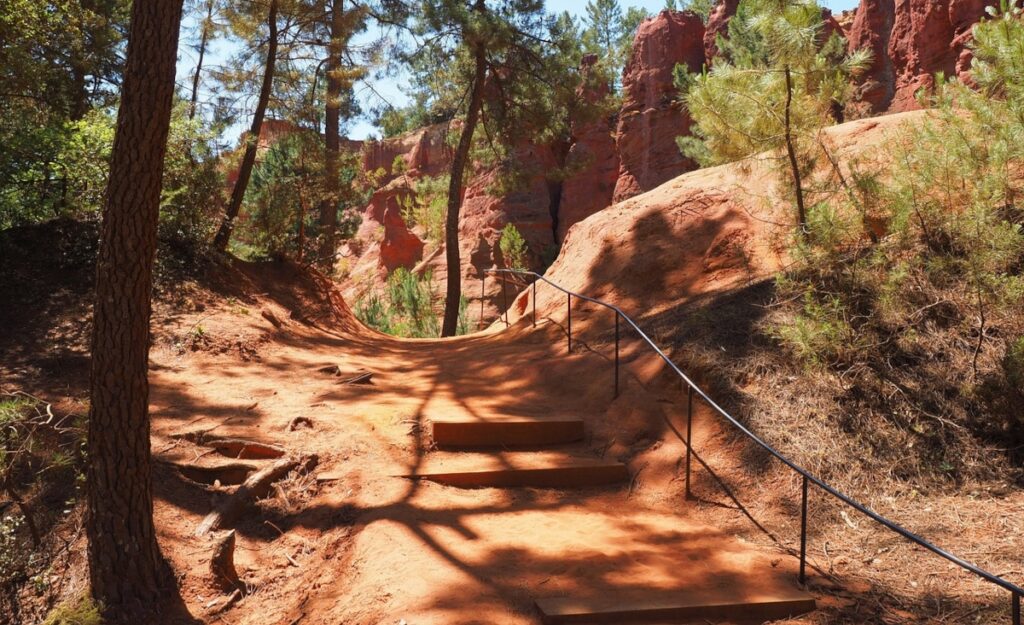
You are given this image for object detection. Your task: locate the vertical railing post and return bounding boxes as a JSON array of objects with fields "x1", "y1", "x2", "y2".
[
  {"x1": 685, "y1": 385, "x2": 693, "y2": 500},
  {"x1": 1013, "y1": 593, "x2": 1021, "y2": 625},
  {"x1": 501, "y1": 272, "x2": 508, "y2": 326},
  {"x1": 799, "y1": 474, "x2": 809, "y2": 585},
  {"x1": 614, "y1": 313, "x2": 620, "y2": 399},
  {"x1": 479, "y1": 273, "x2": 485, "y2": 330},
  {"x1": 567, "y1": 292, "x2": 572, "y2": 353},
  {"x1": 532, "y1": 279, "x2": 536, "y2": 328}
]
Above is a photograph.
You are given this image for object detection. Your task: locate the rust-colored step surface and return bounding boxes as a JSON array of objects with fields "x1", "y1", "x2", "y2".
[
  {"x1": 431, "y1": 417, "x2": 585, "y2": 447},
  {"x1": 397, "y1": 450, "x2": 628, "y2": 488},
  {"x1": 525, "y1": 509, "x2": 815, "y2": 625},
  {"x1": 535, "y1": 588, "x2": 816, "y2": 623}
]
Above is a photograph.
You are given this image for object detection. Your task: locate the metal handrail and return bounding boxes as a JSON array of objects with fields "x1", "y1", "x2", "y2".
[{"x1": 484, "y1": 267, "x2": 1023, "y2": 623}]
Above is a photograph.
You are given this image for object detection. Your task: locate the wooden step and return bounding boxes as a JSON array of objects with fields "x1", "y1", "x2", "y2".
[
  {"x1": 431, "y1": 417, "x2": 585, "y2": 447},
  {"x1": 535, "y1": 587, "x2": 815, "y2": 624},
  {"x1": 397, "y1": 451, "x2": 628, "y2": 488}
]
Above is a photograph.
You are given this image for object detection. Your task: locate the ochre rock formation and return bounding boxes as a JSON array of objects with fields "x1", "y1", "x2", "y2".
[
  {"x1": 704, "y1": 0, "x2": 740, "y2": 60},
  {"x1": 847, "y1": 0, "x2": 995, "y2": 114},
  {"x1": 558, "y1": 54, "x2": 619, "y2": 242},
  {"x1": 338, "y1": 3, "x2": 999, "y2": 326},
  {"x1": 460, "y1": 143, "x2": 561, "y2": 268},
  {"x1": 613, "y1": 10, "x2": 706, "y2": 203},
  {"x1": 510, "y1": 112, "x2": 926, "y2": 326},
  {"x1": 361, "y1": 123, "x2": 451, "y2": 182},
  {"x1": 380, "y1": 203, "x2": 424, "y2": 272}
]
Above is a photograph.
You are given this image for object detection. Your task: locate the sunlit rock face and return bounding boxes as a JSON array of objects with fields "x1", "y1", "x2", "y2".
[
  {"x1": 846, "y1": 0, "x2": 995, "y2": 114},
  {"x1": 380, "y1": 202, "x2": 424, "y2": 272},
  {"x1": 612, "y1": 10, "x2": 706, "y2": 204},
  {"x1": 361, "y1": 122, "x2": 451, "y2": 182},
  {"x1": 559, "y1": 54, "x2": 620, "y2": 243}
]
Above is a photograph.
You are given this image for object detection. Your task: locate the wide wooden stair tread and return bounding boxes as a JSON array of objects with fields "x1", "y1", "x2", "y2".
[
  {"x1": 431, "y1": 416, "x2": 585, "y2": 447},
  {"x1": 409, "y1": 410, "x2": 816, "y2": 623},
  {"x1": 398, "y1": 449, "x2": 628, "y2": 488},
  {"x1": 529, "y1": 522, "x2": 816, "y2": 624},
  {"x1": 535, "y1": 587, "x2": 816, "y2": 623}
]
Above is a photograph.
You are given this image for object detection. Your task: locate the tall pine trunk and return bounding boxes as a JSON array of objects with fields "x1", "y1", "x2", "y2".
[
  {"x1": 441, "y1": 40, "x2": 487, "y2": 337},
  {"x1": 213, "y1": 0, "x2": 279, "y2": 252},
  {"x1": 319, "y1": 0, "x2": 343, "y2": 269},
  {"x1": 188, "y1": 0, "x2": 215, "y2": 120},
  {"x1": 86, "y1": 0, "x2": 184, "y2": 615}
]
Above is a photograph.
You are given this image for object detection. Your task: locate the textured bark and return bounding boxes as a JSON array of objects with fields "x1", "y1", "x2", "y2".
[
  {"x1": 441, "y1": 29, "x2": 487, "y2": 337},
  {"x1": 319, "y1": 0, "x2": 344, "y2": 268},
  {"x1": 213, "y1": 0, "x2": 279, "y2": 251},
  {"x1": 86, "y1": 0, "x2": 184, "y2": 615}
]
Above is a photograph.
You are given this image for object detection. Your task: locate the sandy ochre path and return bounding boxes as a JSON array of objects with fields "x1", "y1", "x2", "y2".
[{"x1": 145, "y1": 285, "x2": 814, "y2": 625}]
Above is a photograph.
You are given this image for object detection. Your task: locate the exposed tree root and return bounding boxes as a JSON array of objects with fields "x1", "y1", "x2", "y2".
[
  {"x1": 171, "y1": 430, "x2": 286, "y2": 459},
  {"x1": 208, "y1": 438, "x2": 286, "y2": 460},
  {"x1": 316, "y1": 364, "x2": 373, "y2": 384},
  {"x1": 210, "y1": 529, "x2": 244, "y2": 592},
  {"x1": 196, "y1": 454, "x2": 318, "y2": 536},
  {"x1": 174, "y1": 462, "x2": 258, "y2": 486},
  {"x1": 261, "y1": 309, "x2": 286, "y2": 328}
]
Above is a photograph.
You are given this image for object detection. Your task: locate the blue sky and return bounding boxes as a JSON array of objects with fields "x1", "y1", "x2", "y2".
[{"x1": 176, "y1": 0, "x2": 860, "y2": 143}]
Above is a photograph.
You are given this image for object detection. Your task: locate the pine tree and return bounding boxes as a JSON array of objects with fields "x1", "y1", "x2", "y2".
[
  {"x1": 315, "y1": 0, "x2": 367, "y2": 268},
  {"x1": 582, "y1": 0, "x2": 623, "y2": 63},
  {"x1": 185, "y1": 0, "x2": 224, "y2": 120},
  {"x1": 679, "y1": 0, "x2": 868, "y2": 235},
  {"x1": 403, "y1": 0, "x2": 557, "y2": 336},
  {"x1": 579, "y1": 0, "x2": 648, "y2": 87},
  {"x1": 213, "y1": 0, "x2": 282, "y2": 251},
  {"x1": 86, "y1": 0, "x2": 184, "y2": 616}
]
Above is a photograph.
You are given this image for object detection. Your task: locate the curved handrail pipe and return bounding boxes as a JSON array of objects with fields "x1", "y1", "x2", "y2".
[{"x1": 484, "y1": 267, "x2": 1023, "y2": 623}]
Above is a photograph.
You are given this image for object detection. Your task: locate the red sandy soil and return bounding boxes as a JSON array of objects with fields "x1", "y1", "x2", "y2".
[
  {"x1": 3, "y1": 111, "x2": 1022, "y2": 625},
  {"x1": 142, "y1": 300, "x2": 811, "y2": 625}
]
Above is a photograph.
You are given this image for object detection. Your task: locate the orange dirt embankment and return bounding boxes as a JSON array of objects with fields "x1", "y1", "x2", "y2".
[
  {"x1": 139, "y1": 111, "x2": 938, "y2": 625},
  {"x1": 505, "y1": 112, "x2": 921, "y2": 332}
]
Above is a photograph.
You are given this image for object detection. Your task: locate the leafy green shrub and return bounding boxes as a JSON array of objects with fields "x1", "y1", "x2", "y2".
[
  {"x1": 765, "y1": 4, "x2": 1024, "y2": 378},
  {"x1": 355, "y1": 268, "x2": 473, "y2": 338},
  {"x1": 239, "y1": 131, "x2": 364, "y2": 263},
  {"x1": 391, "y1": 154, "x2": 407, "y2": 175},
  {"x1": 0, "y1": 109, "x2": 113, "y2": 229},
  {"x1": 387, "y1": 268, "x2": 439, "y2": 337},
  {"x1": 356, "y1": 269, "x2": 439, "y2": 337},
  {"x1": 457, "y1": 295, "x2": 471, "y2": 335},
  {"x1": 498, "y1": 223, "x2": 528, "y2": 271},
  {"x1": 400, "y1": 175, "x2": 448, "y2": 244},
  {"x1": 158, "y1": 102, "x2": 225, "y2": 258},
  {"x1": 1, "y1": 100, "x2": 226, "y2": 264},
  {"x1": 53, "y1": 109, "x2": 116, "y2": 219},
  {"x1": 354, "y1": 292, "x2": 391, "y2": 333}
]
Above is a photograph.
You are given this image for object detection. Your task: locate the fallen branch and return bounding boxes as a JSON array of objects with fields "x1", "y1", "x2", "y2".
[{"x1": 197, "y1": 454, "x2": 318, "y2": 536}]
